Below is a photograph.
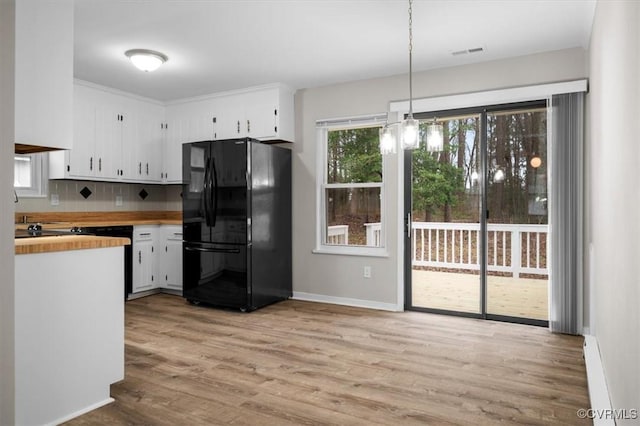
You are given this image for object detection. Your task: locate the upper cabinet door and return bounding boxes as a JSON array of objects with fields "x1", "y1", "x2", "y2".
[
  {"x1": 67, "y1": 86, "x2": 97, "y2": 178},
  {"x1": 136, "y1": 104, "x2": 164, "y2": 182},
  {"x1": 15, "y1": 0, "x2": 73, "y2": 151}
]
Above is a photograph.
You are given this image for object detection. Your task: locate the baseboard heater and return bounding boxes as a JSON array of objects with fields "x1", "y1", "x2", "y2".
[{"x1": 583, "y1": 335, "x2": 615, "y2": 426}]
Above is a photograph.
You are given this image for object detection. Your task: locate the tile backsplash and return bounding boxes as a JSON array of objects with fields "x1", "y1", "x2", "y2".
[{"x1": 16, "y1": 180, "x2": 182, "y2": 213}]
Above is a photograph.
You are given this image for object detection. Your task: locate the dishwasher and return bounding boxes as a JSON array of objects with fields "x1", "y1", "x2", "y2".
[{"x1": 76, "y1": 225, "x2": 134, "y2": 300}]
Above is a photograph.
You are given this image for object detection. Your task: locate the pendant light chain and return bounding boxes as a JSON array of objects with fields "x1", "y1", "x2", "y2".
[{"x1": 408, "y1": 0, "x2": 414, "y2": 118}]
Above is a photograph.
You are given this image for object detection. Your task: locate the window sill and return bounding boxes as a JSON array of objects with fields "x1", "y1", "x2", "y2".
[
  {"x1": 14, "y1": 191, "x2": 47, "y2": 199},
  {"x1": 312, "y1": 246, "x2": 389, "y2": 258}
]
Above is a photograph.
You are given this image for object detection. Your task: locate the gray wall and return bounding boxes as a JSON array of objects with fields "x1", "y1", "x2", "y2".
[
  {"x1": 0, "y1": 1, "x2": 15, "y2": 423},
  {"x1": 292, "y1": 47, "x2": 587, "y2": 307},
  {"x1": 588, "y1": 1, "x2": 640, "y2": 418}
]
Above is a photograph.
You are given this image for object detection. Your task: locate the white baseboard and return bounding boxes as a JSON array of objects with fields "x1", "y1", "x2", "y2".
[
  {"x1": 292, "y1": 292, "x2": 399, "y2": 312},
  {"x1": 47, "y1": 397, "x2": 114, "y2": 426},
  {"x1": 583, "y1": 335, "x2": 615, "y2": 426}
]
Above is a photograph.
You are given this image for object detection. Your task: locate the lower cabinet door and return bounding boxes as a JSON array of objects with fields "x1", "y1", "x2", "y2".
[{"x1": 132, "y1": 239, "x2": 155, "y2": 293}]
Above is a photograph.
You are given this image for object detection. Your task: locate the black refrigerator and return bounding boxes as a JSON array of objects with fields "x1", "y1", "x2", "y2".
[{"x1": 182, "y1": 138, "x2": 292, "y2": 311}]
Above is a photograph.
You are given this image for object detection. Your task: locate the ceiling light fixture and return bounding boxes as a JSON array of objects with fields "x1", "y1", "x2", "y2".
[
  {"x1": 125, "y1": 49, "x2": 168, "y2": 72},
  {"x1": 379, "y1": 0, "x2": 443, "y2": 155}
]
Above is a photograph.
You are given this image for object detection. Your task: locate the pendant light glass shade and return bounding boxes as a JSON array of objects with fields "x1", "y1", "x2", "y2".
[
  {"x1": 401, "y1": 117, "x2": 420, "y2": 150},
  {"x1": 379, "y1": 126, "x2": 396, "y2": 154},
  {"x1": 426, "y1": 122, "x2": 444, "y2": 152}
]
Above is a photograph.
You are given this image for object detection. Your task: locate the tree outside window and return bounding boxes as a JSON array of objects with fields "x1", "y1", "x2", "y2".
[{"x1": 323, "y1": 126, "x2": 383, "y2": 247}]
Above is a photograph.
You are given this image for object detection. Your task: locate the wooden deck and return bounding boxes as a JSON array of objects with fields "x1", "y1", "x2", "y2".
[{"x1": 412, "y1": 270, "x2": 548, "y2": 320}]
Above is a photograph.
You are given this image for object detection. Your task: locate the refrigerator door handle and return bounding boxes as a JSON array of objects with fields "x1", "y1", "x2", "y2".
[
  {"x1": 203, "y1": 154, "x2": 211, "y2": 226},
  {"x1": 184, "y1": 246, "x2": 241, "y2": 254},
  {"x1": 211, "y1": 156, "x2": 218, "y2": 227}
]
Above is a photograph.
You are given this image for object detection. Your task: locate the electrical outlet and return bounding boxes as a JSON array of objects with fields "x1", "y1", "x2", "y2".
[
  {"x1": 50, "y1": 193, "x2": 59, "y2": 206},
  {"x1": 363, "y1": 266, "x2": 371, "y2": 278},
  {"x1": 115, "y1": 195, "x2": 123, "y2": 206}
]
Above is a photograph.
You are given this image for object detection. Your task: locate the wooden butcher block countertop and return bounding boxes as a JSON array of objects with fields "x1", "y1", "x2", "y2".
[
  {"x1": 14, "y1": 211, "x2": 180, "y2": 254},
  {"x1": 15, "y1": 235, "x2": 131, "y2": 255}
]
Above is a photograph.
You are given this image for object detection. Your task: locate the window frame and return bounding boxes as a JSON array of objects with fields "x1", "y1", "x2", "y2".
[
  {"x1": 314, "y1": 115, "x2": 389, "y2": 257},
  {"x1": 14, "y1": 153, "x2": 48, "y2": 198}
]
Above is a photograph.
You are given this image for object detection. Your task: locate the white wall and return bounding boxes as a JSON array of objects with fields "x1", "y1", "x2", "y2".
[
  {"x1": 588, "y1": 0, "x2": 640, "y2": 419},
  {"x1": 0, "y1": 1, "x2": 16, "y2": 423},
  {"x1": 292, "y1": 48, "x2": 587, "y2": 308}
]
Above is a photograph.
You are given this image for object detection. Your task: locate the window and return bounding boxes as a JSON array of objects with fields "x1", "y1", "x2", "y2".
[
  {"x1": 316, "y1": 115, "x2": 388, "y2": 256},
  {"x1": 14, "y1": 153, "x2": 48, "y2": 198}
]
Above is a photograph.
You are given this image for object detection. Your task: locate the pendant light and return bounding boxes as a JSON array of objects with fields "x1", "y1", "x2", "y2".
[
  {"x1": 379, "y1": 125, "x2": 396, "y2": 154},
  {"x1": 426, "y1": 117, "x2": 444, "y2": 152},
  {"x1": 378, "y1": 0, "x2": 444, "y2": 154},
  {"x1": 401, "y1": 0, "x2": 419, "y2": 150}
]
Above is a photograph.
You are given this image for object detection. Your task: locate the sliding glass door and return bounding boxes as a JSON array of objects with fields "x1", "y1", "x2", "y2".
[
  {"x1": 405, "y1": 102, "x2": 549, "y2": 326},
  {"x1": 406, "y1": 113, "x2": 482, "y2": 315},
  {"x1": 485, "y1": 108, "x2": 548, "y2": 322}
]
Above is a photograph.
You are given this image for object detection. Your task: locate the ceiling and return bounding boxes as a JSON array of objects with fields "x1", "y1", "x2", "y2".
[{"x1": 74, "y1": 0, "x2": 596, "y2": 102}]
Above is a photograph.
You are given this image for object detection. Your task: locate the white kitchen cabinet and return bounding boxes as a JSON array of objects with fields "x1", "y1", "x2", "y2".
[
  {"x1": 162, "y1": 119, "x2": 181, "y2": 183},
  {"x1": 132, "y1": 226, "x2": 158, "y2": 294},
  {"x1": 95, "y1": 99, "x2": 128, "y2": 180},
  {"x1": 50, "y1": 81, "x2": 165, "y2": 183},
  {"x1": 52, "y1": 82, "x2": 293, "y2": 183},
  {"x1": 215, "y1": 85, "x2": 294, "y2": 142},
  {"x1": 14, "y1": 0, "x2": 73, "y2": 153},
  {"x1": 162, "y1": 84, "x2": 294, "y2": 183},
  {"x1": 163, "y1": 99, "x2": 218, "y2": 183},
  {"x1": 133, "y1": 104, "x2": 164, "y2": 182},
  {"x1": 62, "y1": 85, "x2": 96, "y2": 178},
  {"x1": 160, "y1": 226, "x2": 183, "y2": 291}
]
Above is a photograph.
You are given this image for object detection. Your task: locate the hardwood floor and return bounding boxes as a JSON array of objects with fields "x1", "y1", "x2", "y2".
[{"x1": 65, "y1": 294, "x2": 589, "y2": 425}]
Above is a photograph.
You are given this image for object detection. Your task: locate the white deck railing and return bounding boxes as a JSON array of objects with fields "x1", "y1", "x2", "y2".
[
  {"x1": 327, "y1": 225, "x2": 349, "y2": 245},
  {"x1": 364, "y1": 221, "x2": 548, "y2": 278}
]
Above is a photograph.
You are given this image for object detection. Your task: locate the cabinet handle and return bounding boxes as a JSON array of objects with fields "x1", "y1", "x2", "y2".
[
  {"x1": 138, "y1": 250, "x2": 141, "y2": 264},
  {"x1": 138, "y1": 162, "x2": 142, "y2": 175},
  {"x1": 237, "y1": 120, "x2": 240, "y2": 134},
  {"x1": 99, "y1": 158, "x2": 102, "y2": 172},
  {"x1": 247, "y1": 120, "x2": 250, "y2": 133},
  {"x1": 90, "y1": 157, "x2": 93, "y2": 171},
  {"x1": 146, "y1": 163, "x2": 149, "y2": 175}
]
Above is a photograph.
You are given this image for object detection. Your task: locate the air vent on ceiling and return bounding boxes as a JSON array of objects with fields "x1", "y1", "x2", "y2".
[{"x1": 451, "y1": 46, "x2": 485, "y2": 56}]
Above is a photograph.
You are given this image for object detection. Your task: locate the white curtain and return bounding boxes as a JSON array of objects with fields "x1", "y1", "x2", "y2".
[{"x1": 549, "y1": 92, "x2": 584, "y2": 334}]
